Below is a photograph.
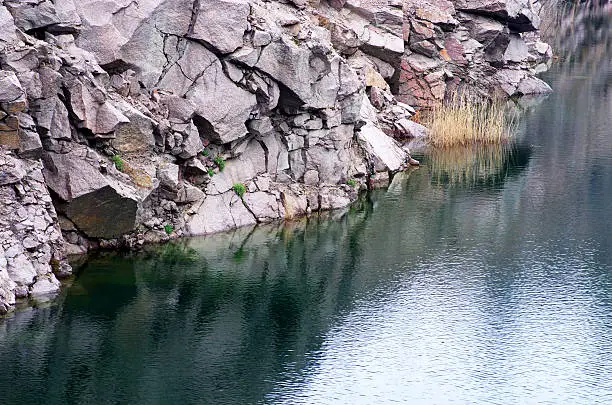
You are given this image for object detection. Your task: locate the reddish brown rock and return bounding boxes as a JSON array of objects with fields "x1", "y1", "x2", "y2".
[{"x1": 444, "y1": 37, "x2": 468, "y2": 66}]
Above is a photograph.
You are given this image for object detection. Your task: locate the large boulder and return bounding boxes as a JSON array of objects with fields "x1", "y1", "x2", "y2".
[
  {"x1": 304, "y1": 124, "x2": 354, "y2": 185},
  {"x1": 242, "y1": 191, "x2": 285, "y2": 222},
  {"x1": 454, "y1": 0, "x2": 540, "y2": 32},
  {"x1": 0, "y1": 71, "x2": 25, "y2": 104},
  {"x1": 17, "y1": 113, "x2": 43, "y2": 158},
  {"x1": 31, "y1": 97, "x2": 72, "y2": 141},
  {"x1": 159, "y1": 41, "x2": 257, "y2": 144},
  {"x1": 395, "y1": 118, "x2": 429, "y2": 139},
  {"x1": 4, "y1": 0, "x2": 81, "y2": 33},
  {"x1": 504, "y1": 34, "x2": 529, "y2": 63},
  {"x1": 278, "y1": 184, "x2": 308, "y2": 219},
  {"x1": 111, "y1": 100, "x2": 157, "y2": 154},
  {"x1": 252, "y1": 39, "x2": 341, "y2": 110},
  {"x1": 207, "y1": 139, "x2": 267, "y2": 194},
  {"x1": 359, "y1": 27, "x2": 405, "y2": 64},
  {"x1": 185, "y1": 192, "x2": 256, "y2": 235},
  {"x1": 493, "y1": 69, "x2": 552, "y2": 96},
  {"x1": 63, "y1": 75, "x2": 129, "y2": 136},
  {"x1": 42, "y1": 148, "x2": 140, "y2": 239},
  {"x1": 0, "y1": 5, "x2": 18, "y2": 50},
  {"x1": 358, "y1": 121, "x2": 408, "y2": 172},
  {"x1": 188, "y1": 0, "x2": 249, "y2": 54},
  {"x1": 0, "y1": 71, "x2": 27, "y2": 150},
  {"x1": 72, "y1": 0, "x2": 193, "y2": 85}
]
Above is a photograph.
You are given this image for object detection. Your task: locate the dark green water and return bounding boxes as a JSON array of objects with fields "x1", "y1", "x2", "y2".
[{"x1": 1, "y1": 16, "x2": 611, "y2": 405}]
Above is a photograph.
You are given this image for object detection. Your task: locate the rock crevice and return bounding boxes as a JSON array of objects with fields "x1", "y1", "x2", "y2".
[{"x1": 0, "y1": 0, "x2": 552, "y2": 314}]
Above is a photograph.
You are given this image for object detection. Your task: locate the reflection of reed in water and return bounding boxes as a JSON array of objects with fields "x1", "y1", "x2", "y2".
[{"x1": 428, "y1": 143, "x2": 513, "y2": 186}]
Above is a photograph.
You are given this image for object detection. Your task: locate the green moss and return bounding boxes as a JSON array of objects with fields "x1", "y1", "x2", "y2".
[
  {"x1": 233, "y1": 183, "x2": 246, "y2": 198},
  {"x1": 200, "y1": 149, "x2": 210, "y2": 157},
  {"x1": 164, "y1": 224, "x2": 174, "y2": 235},
  {"x1": 207, "y1": 168, "x2": 215, "y2": 177},
  {"x1": 214, "y1": 156, "x2": 226, "y2": 171},
  {"x1": 347, "y1": 179, "x2": 357, "y2": 188},
  {"x1": 111, "y1": 155, "x2": 125, "y2": 172}
]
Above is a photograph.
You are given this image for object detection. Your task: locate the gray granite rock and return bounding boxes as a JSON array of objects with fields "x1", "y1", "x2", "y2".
[{"x1": 185, "y1": 192, "x2": 256, "y2": 235}]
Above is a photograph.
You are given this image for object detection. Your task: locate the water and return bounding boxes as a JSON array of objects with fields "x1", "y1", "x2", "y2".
[{"x1": 1, "y1": 15, "x2": 611, "y2": 405}]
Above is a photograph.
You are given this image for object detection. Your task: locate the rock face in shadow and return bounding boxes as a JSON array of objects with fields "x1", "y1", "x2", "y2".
[
  {"x1": 42, "y1": 149, "x2": 140, "y2": 239},
  {"x1": 0, "y1": 0, "x2": 553, "y2": 313}
]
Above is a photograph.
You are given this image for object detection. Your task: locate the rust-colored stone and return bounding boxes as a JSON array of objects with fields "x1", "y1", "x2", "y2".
[
  {"x1": 0, "y1": 115, "x2": 19, "y2": 131},
  {"x1": 444, "y1": 37, "x2": 468, "y2": 66},
  {"x1": 440, "y1": 48, "x2": 452, "y2": 61},
  {"x1": 0, "y1": 130, "x2": 20, "y2": 149}
]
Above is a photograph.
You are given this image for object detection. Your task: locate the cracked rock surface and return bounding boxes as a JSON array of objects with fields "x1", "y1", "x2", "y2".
[
  {"x1": 0, "y1": 0, "x2": 552, "y2": 314},
  {"x1": 0, "y1": 151, "x2": 69, "y2": 315}
]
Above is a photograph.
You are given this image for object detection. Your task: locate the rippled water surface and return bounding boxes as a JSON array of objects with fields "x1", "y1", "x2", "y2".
[{"x1": 1, "y1": 14, "x2": 611, "y2": 405}]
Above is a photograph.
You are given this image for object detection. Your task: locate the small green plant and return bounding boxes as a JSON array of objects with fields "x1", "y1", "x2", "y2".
[
  {"x1": 111, "y1": 155, "x2": 125, "y2": 172},
  {"x1": 164, "y1": 224, "x2": 174, "y2": 235},
  {"x1": 200, "y1": 149, "x2": 209, "y2": 157},
  {"x1": 233, "y1": 183, "x2": 246, "y2": 198},
  {"x1": 214, "y1": 156, "x2": 226, "y2": 171},
  {"x1": 347, "y1": 179, "x2": 357, "y2": 188},
  {"x1": 207, "y1": 168, "x2": 214, "y2": 177}
]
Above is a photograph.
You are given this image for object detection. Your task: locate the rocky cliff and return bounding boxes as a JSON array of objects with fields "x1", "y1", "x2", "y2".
[{"x1": 0, "y1": 0, "x2": 551, "y2": 314}]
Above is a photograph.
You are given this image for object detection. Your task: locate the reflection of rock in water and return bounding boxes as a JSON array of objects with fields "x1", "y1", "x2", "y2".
[
  {"x1": 425, "y1": 144, "x2": 532, "y2": 188},
  {"x1": 542, "y1": 2, "x2": 611, "y2": 63},
  {"x1": 555, "y1": 11, "x2": 611, "y2": 91},
  {"x1": 510, "y1": 93, "x2": 551, "y2": 111}
]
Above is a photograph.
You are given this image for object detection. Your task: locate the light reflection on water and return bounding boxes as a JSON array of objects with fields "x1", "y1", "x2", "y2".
[
  {"x1": 0, "y1": 10, "x2": 611, "y2": 405},
  {"x1": 266, "y1": 240, "x2": 611, "y2": 404}
]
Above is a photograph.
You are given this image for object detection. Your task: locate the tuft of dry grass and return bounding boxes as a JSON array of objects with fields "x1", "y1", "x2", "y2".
[{"x1": 424, "y1": 93, "x2": 516, "y2": 148}]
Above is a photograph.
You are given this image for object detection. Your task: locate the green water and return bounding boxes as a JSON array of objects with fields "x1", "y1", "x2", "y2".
[{"x1": 1, "y1": 14, "x2": 611, "y2": 405}]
